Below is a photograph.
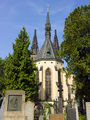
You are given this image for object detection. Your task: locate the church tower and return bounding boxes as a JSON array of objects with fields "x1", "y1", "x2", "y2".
[
  {"x1": 34, "y1": 9, "x2": 75, "y2": 105},
  {"x1": 34, "y1": 9, "x2": 63, "y2": 101}
]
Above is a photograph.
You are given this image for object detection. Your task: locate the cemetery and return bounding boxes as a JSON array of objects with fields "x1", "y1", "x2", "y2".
[
  {"x1": 0, "y1": 90, "x2": 90, "y2": 120},
  {"x1": 0, "y1": 1, "x2": 90, "y2": 120}
]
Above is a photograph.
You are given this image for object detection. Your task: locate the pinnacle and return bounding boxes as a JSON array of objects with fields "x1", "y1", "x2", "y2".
[{"x1": 55, "y1": 29, "x2": 57, "y2": 35}]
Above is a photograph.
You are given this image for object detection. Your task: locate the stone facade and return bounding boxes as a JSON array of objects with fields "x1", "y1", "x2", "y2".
[{"x1": 35, "y1": 60, "x2": 75, "y2": 106}]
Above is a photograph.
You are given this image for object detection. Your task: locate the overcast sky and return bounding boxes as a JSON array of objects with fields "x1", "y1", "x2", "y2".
[{"x1": 0, "y1": 0, "x2": 90, "y2": 60}]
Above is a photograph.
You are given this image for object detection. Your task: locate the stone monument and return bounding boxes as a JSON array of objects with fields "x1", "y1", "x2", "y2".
[
  {"x1": 86, "y1": 102, "x2": 90, "y2": 120},
  {"x1": 3, "y1": 90, "x2": 25, "y2": 120}
]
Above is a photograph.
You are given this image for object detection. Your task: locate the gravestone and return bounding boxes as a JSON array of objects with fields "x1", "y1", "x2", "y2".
[
  {"x1": 25, "y1": 101, "x2": 34, "y2": 120},
  {"x1": 67, "y1": 107, "x2": 76, "y2": 120},
  {"x1": 50, "y1": 114, "x2": 64, "y2": 120},
  {"x1": 75, "y1": 103, "x2": 79, "y2": 120},
  {"x1": 86, "y1": 102, "x2": 90, "y2": 120},
  {"x1": 39, "y1": 115, "x2": 43, "y2": 120},
  {"x1": 51, "y1": 107, "x2": 54, "y2": 114},
  {"x1": 3, "y1": 90, "x2": 25, "y2": 120}
]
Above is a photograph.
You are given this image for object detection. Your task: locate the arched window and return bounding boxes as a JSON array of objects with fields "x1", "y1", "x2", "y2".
[{"x1": 45, "y1": 68, "x2": 51, "y2": 101}]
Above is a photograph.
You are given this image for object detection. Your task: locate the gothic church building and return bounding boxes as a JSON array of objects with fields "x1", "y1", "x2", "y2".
[{"x1": 31, "y1": 9, "x2": 75, "y2": 106}]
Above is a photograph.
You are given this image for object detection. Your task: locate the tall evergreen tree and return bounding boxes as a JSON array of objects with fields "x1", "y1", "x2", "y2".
[
  {"x1": 59, "y1": 5, "x2": 90, "y2": 113},
  {"x1": 0, "y1": 58, "x2": 5, "y2": 98},
  {"x1": 5, "y1": 27, "x2": 37, "y2": 101}
]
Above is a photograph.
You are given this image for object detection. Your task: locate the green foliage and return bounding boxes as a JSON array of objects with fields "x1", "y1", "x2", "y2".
[
  {"x1": 5, "y1": 27, "x2": 38, "y2": 101},
  {"x1": 0, "y1": 58, "x2": 5, "y2": 97},
  {"x1": 43, "y1": 103, "x2": 55, "y2": 120},
  {"x1": 59, "y1": 5, "x2": 90, "y2": 112},
  {"x1": 79, "y1": 113, "x2": 85, "y2": 120}
]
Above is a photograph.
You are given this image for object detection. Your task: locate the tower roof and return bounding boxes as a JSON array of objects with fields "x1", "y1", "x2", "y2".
[
  {"x1": 34, "y1": 38, "x2": 56, "y2": 61},
  {"x1": 34, "y1": 9, "x2": 63, "y2": 62}
]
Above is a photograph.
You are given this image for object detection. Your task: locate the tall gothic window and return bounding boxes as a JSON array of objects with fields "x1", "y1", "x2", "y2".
[{"x1": 45, "y1": 68, "x2": 51, "y2": 101}]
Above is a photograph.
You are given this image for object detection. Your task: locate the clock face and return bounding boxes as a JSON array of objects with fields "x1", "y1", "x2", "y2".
[{"x1": 7, "y1": 95, "x2": 22, "y2": 111}]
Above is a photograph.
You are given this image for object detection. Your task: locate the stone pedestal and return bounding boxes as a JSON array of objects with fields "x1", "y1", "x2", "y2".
[
  {"x1": 3, "y1": 90, "x2": 25, "y2": 120},
  {"x1": 50, "y1": 114, "x2": 64, "y2": 120}
]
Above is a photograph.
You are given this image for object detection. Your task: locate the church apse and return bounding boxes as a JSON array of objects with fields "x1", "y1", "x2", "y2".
[{"x1": 32, "y1": 9, "x2": 75, "y2": 106}]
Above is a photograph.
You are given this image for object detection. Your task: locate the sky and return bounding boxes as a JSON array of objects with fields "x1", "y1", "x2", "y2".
[{"x1": 0, "y1": 0, "x2": 90, "y2": 60}]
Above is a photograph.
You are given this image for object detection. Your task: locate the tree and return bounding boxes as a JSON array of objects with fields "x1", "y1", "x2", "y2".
[
  {"x1": 59, "y1": 5, "x2": 90, "y2": 113},
  {"x1": 5, "y1": 27, "x2": 38, "y2": 101},
  {"x1": 0, "y1": 58, "x2": 5, "y2": 97}
]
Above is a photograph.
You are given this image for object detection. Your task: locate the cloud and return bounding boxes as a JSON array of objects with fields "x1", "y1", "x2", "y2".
[
  {"x1": 51, "y1": 23, "x2": 64, "y2": 32},
  {"x1": 50, "y1": 1, "x2": 74, "y2": 15},
  {"x1": 26, "y1": 1, "x2": 44, "y2": 15}
]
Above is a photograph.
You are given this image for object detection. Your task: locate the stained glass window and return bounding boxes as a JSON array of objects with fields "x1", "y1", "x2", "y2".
[{"x1": 45, "y1": 68, "x2": 51, "y2": 100}]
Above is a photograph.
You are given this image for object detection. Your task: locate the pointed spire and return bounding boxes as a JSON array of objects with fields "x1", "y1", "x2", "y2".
[
  {"x1": 31, "y1": 29, "x2": 38, "y2": 55},
  {"x1": 46, "y1": 8, "x2": 50, "y2": 24},
  {"x1": 45, "y1": 8, "x2": 51, "y2": 31},
  {"x1": 53, "y1": 29, "x2": 59, "y2": 50}
]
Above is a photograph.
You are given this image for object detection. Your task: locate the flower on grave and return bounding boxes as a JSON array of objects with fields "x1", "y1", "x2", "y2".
[
  {"x1": 28, "y1": 98, "x2": 31, "y2": 101},
  {"x1": 34, "y1": 105, "x2": 39, "y2": 116}
]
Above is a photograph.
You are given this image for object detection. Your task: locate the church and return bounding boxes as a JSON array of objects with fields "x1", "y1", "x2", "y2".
[{"x1": 31, "y1": 9, "x2": 75, "y2": 106}]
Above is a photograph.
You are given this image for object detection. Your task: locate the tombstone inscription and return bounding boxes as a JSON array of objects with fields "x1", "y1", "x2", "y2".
[{"x1": 7, "y1": 95, "x2": 22, "y2": 111}]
